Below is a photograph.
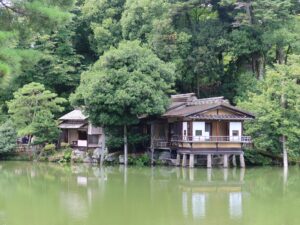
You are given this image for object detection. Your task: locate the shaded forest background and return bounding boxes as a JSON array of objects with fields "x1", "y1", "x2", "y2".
[{"x1": 0, "y1": 0, "x2": 300, "y2": 164}]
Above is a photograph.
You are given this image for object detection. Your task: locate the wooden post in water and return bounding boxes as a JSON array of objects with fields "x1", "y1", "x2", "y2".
[
  {"x1": 176, "y1": 154, "x2": 181, "y2": 166},
  {"x1": 223, "y1": 154, "x2": 228, "y2": 168},
  {"x1": 240, "y1": 153, "x2": 245, "y2": 168},
  {"x1": 207, "y1": 154, "x2": 212, "y2": 168},
  {"x1": 189, "y1": 154, "x2": 194, "y2": 168},
  {"x1": 182, "y1": 154, "x2": 187, "y2": 167}
]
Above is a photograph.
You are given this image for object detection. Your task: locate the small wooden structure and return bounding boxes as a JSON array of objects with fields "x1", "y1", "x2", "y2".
[
  {"x1": 58, "y1": 109, "x2": 105, "y2": 150},
  {"x1": 149, "y1": 93, "x2": 254, "y2": 168}
]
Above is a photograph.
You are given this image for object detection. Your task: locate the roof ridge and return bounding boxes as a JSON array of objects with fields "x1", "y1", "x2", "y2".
[{"x1": 187, "y1": 96, "x2": 229, "y2": 106}]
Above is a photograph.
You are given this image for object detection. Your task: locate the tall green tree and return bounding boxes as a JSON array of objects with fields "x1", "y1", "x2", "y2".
[
  {"x1": 7, "y1": 82, "x2": 66, "y2": 144},
  {"x1": 72, "y1": 40, "x2": 175, "y2": 165},
  {"x1": 238, "y1": 55, "x2": 300, "y2": 165}
]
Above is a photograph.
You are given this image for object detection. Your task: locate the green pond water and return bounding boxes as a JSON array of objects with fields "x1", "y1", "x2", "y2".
[{"x1": 0, "y1": 162, "x2": 299, "y2": 225}]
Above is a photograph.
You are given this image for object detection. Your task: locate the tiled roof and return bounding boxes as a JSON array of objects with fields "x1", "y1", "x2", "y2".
[
  {"x1": 189, "y1": 114, "x2": 253, "y2": 120},
  {"x1": 163, "y1": 94, "x2": 254, "y2": 119},
  {"x1": 59, "y1": 109, "x2": 88, "y2": 121}
]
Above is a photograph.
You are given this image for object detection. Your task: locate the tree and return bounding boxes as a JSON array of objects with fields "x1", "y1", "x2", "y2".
[
  {"x1": 81, "y1": 0, "x2": 126, "y2": 56},
  {"x1": 121, "y1": 0, "x2": 169, "y2": 42},
  {"x1": 238, "y1": 55, "x2": 300, "y2": 166},
  {"x1": 31, "y1": 110, "x2": 60, "y2": 145},
  {"x1": 7, "y1": 82, "x2": 66, "y2": 144},
  {"x1": 0, "y1": 0, "x2": 74, "y2": 83},
  {"x1": 72, "y1": 40, "x2": 175, "y2": 165},
  {"x1": 0, "y1": 120, "x2": 17, "y2": 155}
]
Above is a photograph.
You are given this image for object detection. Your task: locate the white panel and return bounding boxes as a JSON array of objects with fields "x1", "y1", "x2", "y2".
[
  {"x1": 78, "y1": 140, "x2": 87, "y2": 147},
  {"x1": 193, "y1": 122, "x2": 205, "y2": 140},
  {"x1": 229, "y1": 122, "x2": 242, "y2": 141}
]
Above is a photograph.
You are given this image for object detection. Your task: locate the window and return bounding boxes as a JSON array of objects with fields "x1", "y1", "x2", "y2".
[
  {"x1": 78, "y1": 131, "x2": 87, "y2": 140},
  {"x1": 232, "y1": 130, "x2": 239, "y2": 136},
  {"x1": 195, "y1": 130, "x2": 202, "y2": 136},
  {"x1": 205, "y1": 123, "x2": 211, "y2": 133},
  {"x1": 183, "y1": 130, "x2": 187, "y2": 136},
  {"x1": 89, "y1": 135, "x2": 100, "y2": 145}
]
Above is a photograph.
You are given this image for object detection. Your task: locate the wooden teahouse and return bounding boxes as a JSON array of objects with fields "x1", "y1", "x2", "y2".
[
  {"x1": 149, "y1": 93, "x2": 255, "y2": 168},
  {"x1": 58, "y1": 109, "x2": 105, "y2": 150}
]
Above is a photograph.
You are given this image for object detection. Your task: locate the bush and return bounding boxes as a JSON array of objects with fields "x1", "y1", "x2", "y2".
[
  {"x1": 44, "y1": 144, "x2": 56, "y2": 152},
  {"x1": 0, "y1": 120, "x2": 17, "y2": 155},
  {"x1": 62, "y1": 149, "x2": 72, "y2": 162},
  {"x1": 128, "y1": 153, "x2": 151, "y2": 166},
  {"x1": 60, "y1": 142, "x2": 70, "y2": 149}
]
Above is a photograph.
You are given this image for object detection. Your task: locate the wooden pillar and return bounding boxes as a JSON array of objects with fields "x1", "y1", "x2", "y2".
[
  {"x1": 189, "y1": 154, "x2": 194, "y2": 168},
  {"x1": 182, "y1": 154, "x2": 187, "y2": 167},
  {"x1": 176, "y1": 154, "x2": 181, "y2": 166},
  {"x1": 232, "y1": 155, "x2": 237, "y2": 167},
  {"x1": 240, "y1": 153, "x2": 245, "y2": 168},
  {"x1": 223, "y1": 154, "x2": 228, "y2": 168},
  {"x1": 207, "y1": 154, "x2": 212, "y2": 168}
]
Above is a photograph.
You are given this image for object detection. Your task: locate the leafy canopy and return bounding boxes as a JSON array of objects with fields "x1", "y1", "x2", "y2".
[
  {"x1": 0, "y1": 120, "x2": 17, "y2": 154},
  {"x1": 7, "y1": 82, "x2": 66, "y2": 138},
  {"x1": 238, "y1": 55, "x2": 300, "y2": 157},
  {"x1": 72, "y1": 40, "x2": 175, "y2": 126}
]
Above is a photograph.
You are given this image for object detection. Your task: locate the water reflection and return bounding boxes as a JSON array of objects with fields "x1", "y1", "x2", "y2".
[
  {"x1": 178, "y1": 168, "x2": 245, "y2": 221},
  {"x1": 0, "y1": 162, "x2": 298, "y2": 225}
]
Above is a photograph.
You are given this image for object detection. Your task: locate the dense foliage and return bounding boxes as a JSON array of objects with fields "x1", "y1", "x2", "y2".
[
  {"x1": 0, "y1": 0, "x2": 299, "y2": 164},
  {"x1": 7, "y1": 82, "x2": 65, "y2": 144},
  {"x1": 0, "y1": 120, "x2": 17, "y2": 154}
]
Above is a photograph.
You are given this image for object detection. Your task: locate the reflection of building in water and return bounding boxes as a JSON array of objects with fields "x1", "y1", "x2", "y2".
[
  {"x1": 192, "y1": 193, "x2": 206, "y2": 218},
  {"x1": 229, "y1": 192, "x2": 242, "y2": 218},
  {"x1": 182, "y1": 192, "x2": 206, "y2": 219},
  {"x1": 180, "y1": 169, "x2": 245, "y2": 221}
]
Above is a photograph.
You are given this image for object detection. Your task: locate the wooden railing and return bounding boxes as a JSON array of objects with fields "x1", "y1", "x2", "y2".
[{"x1": 171, "y1": 136, "x2": 252, "y2": 143}]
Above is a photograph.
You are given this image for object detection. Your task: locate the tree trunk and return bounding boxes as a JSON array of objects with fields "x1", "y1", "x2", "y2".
[
  {"x1": 282, "y1": 136, "x2": 288, "y2": 170},
  {"x1": 257, "y1": 55, "x2": 265, "y2": 80},
  {"x1": 124, "y1": 125, "x2": 128, "y2": 166},
  {"x1": 281, "y1": 93, "x2": 288, "y2": 170}
]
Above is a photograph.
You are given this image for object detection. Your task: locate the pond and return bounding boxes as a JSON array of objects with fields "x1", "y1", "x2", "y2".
[{"x1": 0, "y1": 162, "x2": 299, "y2": 225}]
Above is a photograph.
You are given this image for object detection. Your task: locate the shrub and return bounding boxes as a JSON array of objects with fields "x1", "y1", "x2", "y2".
[
  {"x1": 44, "y1": 144, "x2": 56, "y2": 152},
  {"x1": 0, "y1": 120, "x2": 17, "y2": 155},
  {"x1": 62, "y1": 149, "x2": 72, "y2": 162},
  {"x1": 60, "y1": 142, "x2": 70, "y2": 149},
  {"x1": 128, "y1": 153, "x2": 151, "y2": 166}
]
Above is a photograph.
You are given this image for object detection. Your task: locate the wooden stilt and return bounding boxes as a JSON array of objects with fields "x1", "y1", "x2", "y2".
[
  {"x1": 182, "y1": 154, "x2": 187, "y2": 167},
  {"x1": 240, "y1": 153, "x2": 245, "y2": 168},
  {"x1": 207, "y1": 154, "x2": 212, "y2": 168},
  {"x1": 176, "y1": 154, "x2": 181, "y2": 166},
  {"x1": 223, "y1": 154, "x2": 228, "y2": 168},
  {"x1": 189, "y1": 154, "x2": 194, "y2": 168},
  {"x1": 232, "y1": 155, "x2": 237, "y2": 167}
]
